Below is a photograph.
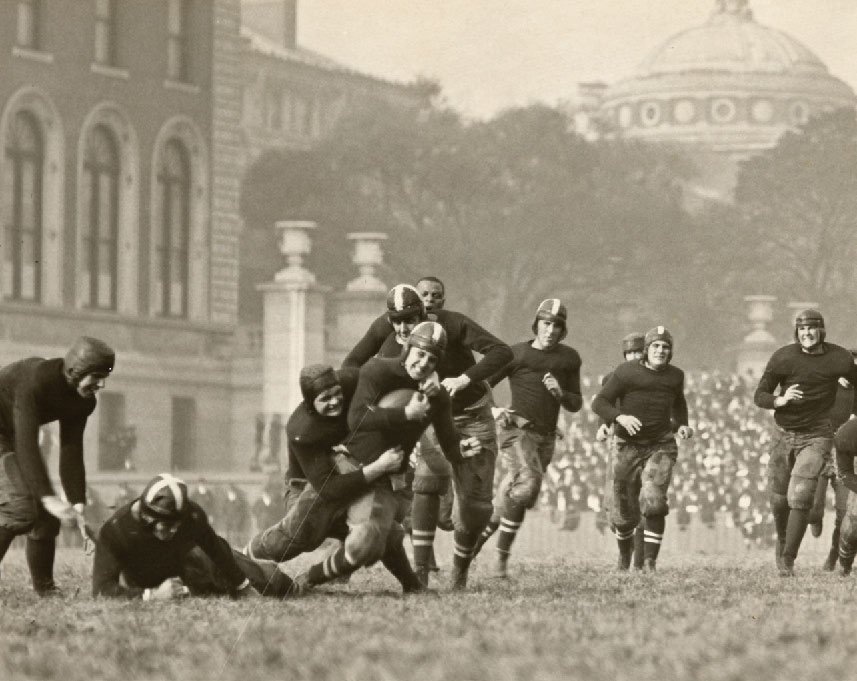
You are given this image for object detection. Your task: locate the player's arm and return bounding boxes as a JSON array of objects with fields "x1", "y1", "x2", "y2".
[
  {"x1": 58, "y1": 415, "x2": 91, "y2": 507},
  {"x1": 558, "y1": 362, "x2": 583, "y2": 413},
  {"x1": 455, "y1": 314, "x2": 514, "y2": 384},
  {"x1": 92, "y1": 528, "x2": 144, "y2": 599},
  {"x1": 591, "y1": 373, "x2": 624, "y2": 424},
  {"x1": 292, "y1": 438, "x2": 373, "y2": 502},
  {"x1": 429, "y1": 391, "x2": 462, "y2": 462},
  {"x1": 753, "y1": 359, "x2": 785, "y2": 409},
  {"x1": 486, "y1": 360, "x2": 513, "y2": 389},
  {"x1": 341, "y1": 315, "x2": 391, "y2": 368},
  {"x1": 190, "y1": 506, "x2": 250, "y2": 593}
]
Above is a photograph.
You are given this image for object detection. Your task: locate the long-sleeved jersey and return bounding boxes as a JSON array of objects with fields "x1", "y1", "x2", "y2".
[
  {"x1": 754, "y1": 343, "x2": 857, "y2": 431},
  {"x1": 286, "y1": 367, "x2": 376, "y2": 503},
  {"x1": 342, "y1": 309, "x2": 512, "y2": 413},
  {"x1": 489, "y1": 341, "x2": 582, "y2": 433},
  {"x1": 592, "y1": 360, "x2": 688, "y2": 443},
  {"x1": 92, "y1": 500, "x2": 245, "y2": 598},
  {"x1": 346, "y1": 357, "x2": 461, "y2": 469},
  {"x1": 835, "y1": 418, "x2": 857, "y2": 494},
  {"x1": 0, "y1": 357, "x2": 96, "y2": 504}
]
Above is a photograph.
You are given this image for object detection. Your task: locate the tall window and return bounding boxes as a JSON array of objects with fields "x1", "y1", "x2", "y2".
[
  {"x1": 81, "y1": 125, "x2": 119, "y2": 310},
  {"x1": 3, "y1": 112, "x2": 43, "y2": 302},
  {"x1": 154, "y1": 140, "x2": 190, "y2": 318},
  {"x1": 16, "y1": 0, "x2": 41, "y2": 49},
  {"x1": 94, "y1": 0, "x2": 116, "y2": 66},
  {"x1": 167, "y1": 0, "x2": 189, "y2": 81},
  {"x1": 170, "y1": 396, "x2": 197, "y2": 470}
]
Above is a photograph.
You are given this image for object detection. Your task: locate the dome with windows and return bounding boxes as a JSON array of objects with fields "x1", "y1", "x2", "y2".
[{"x1": 599, "y1": 0, "x2": 855, "y2": 153}]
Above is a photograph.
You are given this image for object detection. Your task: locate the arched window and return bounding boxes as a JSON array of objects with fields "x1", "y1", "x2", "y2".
[
  {"x1": 81, "y1": 125, "x2": 119, "y2": 310},
  {"x1": 3, "y1": 111, "x2": 42, "y2": 302},
  {"x1": 154, "y1": 139, "x2": 190, "y2": 317}
]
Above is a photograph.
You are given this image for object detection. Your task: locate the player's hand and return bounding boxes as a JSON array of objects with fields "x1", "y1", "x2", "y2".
[
  {"x1": 41, "y1": 495, "x2": 76, "y2": 521},
  {"x1": 839, "y1": 377, "x2": 852, "y2": 389},
  {"x1": 235, "y1": 583, "x2": 261, "y2": 600},
  {"x1": 73, "y1": 506, "x2": 95, "y2": 555},
  {"x1": 615, "y1": 414, "x2": 642, "y2": 436},
  {"x1": 460, "y1": 437, "x2": 481, "y2": 458},
  {"x1": 404, "y1": 392, "x2": 431, "y2": 421},
  {"x1": 595, "y1": 423, "x2": 612, "y2": 442},
  {"x1": 377, "y1": 446, "x2": 405, "y2": 472},
  {"x1": 147, "y1": 577, "x2": 190, "y2": 601},
  {"x1": 542, "y1": 373, "x2": 562, "y2": 400},
  {"x1": 775, "y1": 384, "x2": 803, "y2": 407},
  {"x1": 441, "y1": 374, "x2": 471, "y2": 397},
  {"x1": 677, "y1": 425, "x2": 694, "y2": 440},
  {"x1": 419, "y1": 375, "x2": 441, "y2": 398}
]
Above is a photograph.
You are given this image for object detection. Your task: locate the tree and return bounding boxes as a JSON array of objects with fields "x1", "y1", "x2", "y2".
[{"x1": 734, "y1": 108, "x2": 857, "y2": 338}]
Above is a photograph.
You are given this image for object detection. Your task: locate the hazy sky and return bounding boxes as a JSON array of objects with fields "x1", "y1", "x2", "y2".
[{"x1": 299, "y1": 0, "x2": 857, "y2": 119}]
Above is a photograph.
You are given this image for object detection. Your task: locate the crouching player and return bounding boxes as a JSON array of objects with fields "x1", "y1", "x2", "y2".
[
  {"x1": 472, "y1": 299, "x2": 582, "y2": 577},
  {"x1": 245, "y1": 364, "x2": 416, "y2": 593},
  {"x1": 592, "y1": 327, "x2": 693, "y2": 571},
  {"x1": 92, "y1": 474, "x2": 295, "y2": 599},
  {"x1": 294, "y1": 321, "x2": 470, "y2": 592}
]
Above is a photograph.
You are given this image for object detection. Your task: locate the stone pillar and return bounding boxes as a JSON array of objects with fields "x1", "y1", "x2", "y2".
[
  {"x1": 257, "y1": 221, "x2": 330, "y2": 468},
  {"x1": 327, "y1": 232, "x2": 389, "y2": 367},
  {"x1": 736, "y1": 295, "x2": 777, "y2": 380}
]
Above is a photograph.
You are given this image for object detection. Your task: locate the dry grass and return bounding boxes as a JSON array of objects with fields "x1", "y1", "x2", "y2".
[{"x1": 1, "y1": 542, "x2": 856, "y2": 681}]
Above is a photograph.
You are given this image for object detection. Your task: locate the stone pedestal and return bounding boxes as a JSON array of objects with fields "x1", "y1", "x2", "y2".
[
  {"x1": 327, "y1": 232, "x2": 388, "y2": 366},
  {"x1": 736, "y1": 295, "x2": 777, "y2": 380},
  {"x1": 257, "y1": 221, "x2": 330, "y2": 468}
]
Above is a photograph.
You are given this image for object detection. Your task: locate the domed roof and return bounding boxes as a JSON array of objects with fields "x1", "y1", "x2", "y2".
[{"x1": 638, "y1": 0, "x2": 827, "y2": 77}]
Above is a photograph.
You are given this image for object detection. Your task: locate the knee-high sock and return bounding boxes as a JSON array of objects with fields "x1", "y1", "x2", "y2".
[
  {"x1": 306, "y1": 545, "x2": 359, "y2": 586},
  {"x1": 381, "y1": 537, "x2": 423, "y2": 591},
  {"x1": 472, "y1": 518, "x2": 499, "y2": 558},
  {"x1": 25, "y1": 536, "x2": 56, "y2": 592},
  {"x1": 496, "y1": 506, "x2": 526, "y2": 559},
  {"x1": 643, "y1": 515, "x2": 665, "y2": 561},
  {"x1": 783, "y1": 508, "x2": 809, "y2": 561},
  {"x1": 411, "y1": 492, "x2": 439, "y2": 570},
  {"x1": 614, "y1": 526, "x2": 635, "y2": 567},
  {"x1": 453, "y1": 528, "x2": 480, "y2": 572},
  {"x1": 772, "y1": 504, "x2": 789, "y2": 543}
]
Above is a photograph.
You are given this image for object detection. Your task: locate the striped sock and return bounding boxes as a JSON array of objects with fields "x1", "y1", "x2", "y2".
[
  {"x1": 614, "y1": 525, "x2": 635, "y2": 564},
  {"x1": 496, "y1": 513, "x2": 525, "y2": 557},
  {"x1": 453, "y1": 531, "x2": 477, "y2": 571},
  {"x1": 306, "y1": 545, "x2": 359, "y2": 586},
  {"x1": 644, "y1": 516, "x2": 665, "y2": 561},
  {"x1": 411, "y1": 492, "x2": 440, "y2": 570}
]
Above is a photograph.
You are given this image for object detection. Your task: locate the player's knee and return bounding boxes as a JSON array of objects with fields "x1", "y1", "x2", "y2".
[
  {"x1": 345, "y1": 522, "x2": 386, "y2": 566},
  {"x1": 28, "y1": 514, "x2": 60, "y2": 541},
  {"x1": 412, "y1": 474, "x2": 450, "y2": 495},
  {"x1": 454, "y1": 496, "x2": 493, "y2": 535},
  {"x1": 787, "y1": 477, "x2": 816, "y2": 510},
  {"x1": 507, "y1": 473, "x2": 542, "y2": 509},
  {"x1": 639, "y1": 484, "x2": 668, "y2": 517}
]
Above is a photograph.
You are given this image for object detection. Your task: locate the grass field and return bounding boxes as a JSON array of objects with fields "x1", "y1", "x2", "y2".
[{"x1": 2, "y1": 535, "x2": 857, "y2": 681}]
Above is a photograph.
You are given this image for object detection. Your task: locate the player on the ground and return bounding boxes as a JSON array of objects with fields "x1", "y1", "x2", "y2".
[
  {"x1": 592, "y1": 326, "x2": 693, "y2": 572},
  {"x1": 344, "y1": 281, "x2": 512, "y2": 589},
  {"x1": 595, "y1": 332, "x2": 647, "y2": 569},
  {"x1": 471, "y1": 299, "x2": 582, "y2": 577},
  {"x1": 754, "y1": 309, "x2": 857, "y2": 576},
  {"x1": 244, "y1": 364, "x2": 412, "y2": 592},
  {"x1": 0, "y1": 337, "x2": 114, "y2": 595},
  {"x1": 294, "y1": 321, "x2": 469, "y2": 592},
  {"x1": 92, "y1": 473, "x2": 293, "y2": 599}
]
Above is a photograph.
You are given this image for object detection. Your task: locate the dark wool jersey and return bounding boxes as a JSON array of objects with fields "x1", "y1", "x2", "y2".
[
  {"x1": 489, "y1": 341, "x2": 583, "y2": 433},
  {"x1": 342, "y1": 309, "x2": 512, "y2": 414},
  {"x1": 92, "y1": 500, "x2": 245, "y2": 598},
  {"x1": 834, "y1": 418, "x2": 857, "y2": 495},
  {"x1": 754, "y1": 343, "x2": 857, "y2": 431},
  {"x1": 830, "y1": 381, "x2": 856, "y2": 431},
  {"x1": 286, "y1": 368, "x2": 375, "y2": 503},
  {"x1": 346, "y1": 357, "x2": 460, "y2": 470},
  {"x1": 0, "y1": 357, "x2": 96, "y2": 503},
  {"x1": 592, "y1": 361, "x2": 688, "y2": 443}
]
